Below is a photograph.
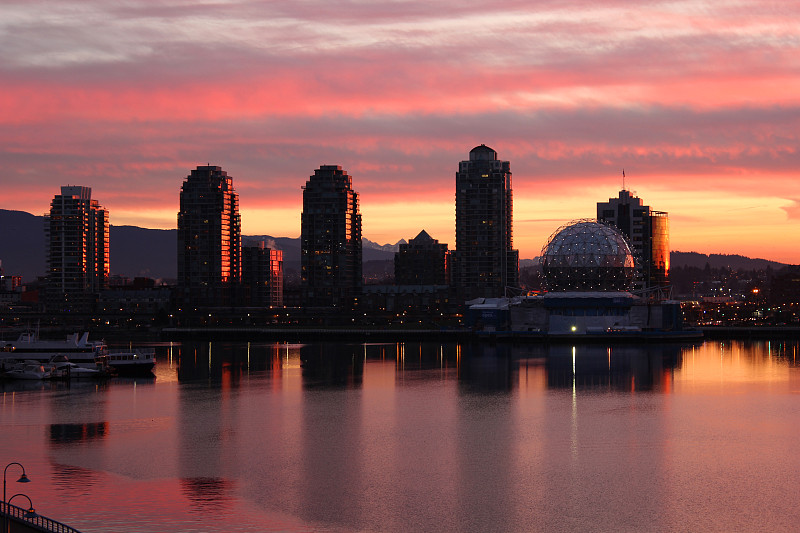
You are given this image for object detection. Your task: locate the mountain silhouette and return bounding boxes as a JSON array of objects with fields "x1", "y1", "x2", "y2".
[{"x1": 0, "y1": 209, "x2": 789, "y2": 282}]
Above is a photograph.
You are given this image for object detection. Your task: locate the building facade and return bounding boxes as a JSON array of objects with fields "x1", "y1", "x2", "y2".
[
  {"x1": 301, "y1": 165, "x2": 362, "y2": 308},
  {"x1": 177, "y1": 165, "x2": 241, "y2": 307},
  {"x1": 395, "y1": 230, "x2": 449, "y2": 285},
  {"x1": 597, "y1": 189, "x2": 669, "y2": 291},
  {"x1": 242, "y1": 241, "x2": 284, "y2": 307},
  {"x1": 451, "y1": 144, "x2": 519, "y2": 300},
  {"x1": 45, "y1": 186, "x2": 109, "y2": 311}
]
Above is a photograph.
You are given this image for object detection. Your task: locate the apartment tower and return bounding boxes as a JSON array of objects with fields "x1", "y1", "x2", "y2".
[
  {"x1": 46, "y1": 186, "x2": 109, "y2": 311},
  {"x1": 451, "y1": 145, "x2": 519, "y2": 299},
  {"x1": 177, "y1": 165, "x2": 241, "y2": 306},
  {"x1": 597, "y1": 188, "x2": 669, "y2": 292},
  {"x1": 301, "y1": 165, "x2": 362, "y2": 308},
  {"x1": 242, "y1": 241, "x2": 283, "y2": 307}
]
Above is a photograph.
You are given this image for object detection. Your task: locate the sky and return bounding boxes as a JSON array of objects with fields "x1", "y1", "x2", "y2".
[{"x1": 1, "y1": 0, "x2": 799, "y2": 262}]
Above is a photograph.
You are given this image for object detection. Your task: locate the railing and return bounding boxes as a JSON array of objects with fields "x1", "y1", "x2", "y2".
[{"x1": 1, "y1": 501, "x2": 82, "y2": 533}]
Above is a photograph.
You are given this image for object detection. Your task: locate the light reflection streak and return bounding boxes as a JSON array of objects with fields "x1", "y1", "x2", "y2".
[{"x1": 571, "y1": 345, "x2": 578, "y2": 459}]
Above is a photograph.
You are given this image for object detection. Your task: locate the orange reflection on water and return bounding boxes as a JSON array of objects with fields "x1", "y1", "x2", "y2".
[{"x1": 676, "y1": 341, "x2": 793, "y2": 393}]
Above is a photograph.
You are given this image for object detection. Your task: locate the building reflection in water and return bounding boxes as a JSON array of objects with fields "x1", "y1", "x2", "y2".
[
  {"x1": 544, "y1": 343, "x2": 683, "y2": 392},
  {"x1": 176, "y1": 341, "x2": 284, "y2": 383},
  {"x1": 297, "y1": 344, "x2": 365, "y2": 529},
  {"x1": 48, "y1": 462, "x2": 101, "y2": 498},
  {"x1": 49, "y1": 422, "x2": 109, "y2": 445},
  {"x1": 458, "y1": 343, "x2": 514, "y2": 393},
  {"x1": 299, "y1": 343, "x2": 364, "y2": 389},
  {"x1": 180, "y1": 477, "x2": 235, "y2": 512}
]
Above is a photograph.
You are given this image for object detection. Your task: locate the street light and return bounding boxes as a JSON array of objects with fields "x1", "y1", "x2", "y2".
[
  {"x1": 2, "y1": 462, "x2": 30, "y2": 503},
  {"x1": 3, "y1": 463, "x2": 31, "y2": 533},
  {"x1": 7, "y1": 494, "x2": 37, "y2": 519}
]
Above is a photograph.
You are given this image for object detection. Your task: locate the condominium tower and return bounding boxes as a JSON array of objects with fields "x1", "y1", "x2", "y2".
[
  {"x1": 177, "y1": 165, "x2": 241, "y2": 306},
  {"x1": 451, "y1": 145, "x2": 519, "y2": 299},
  {"x1": 597, "y1": 189, "x2": 669, "y2": 291},
  {"x1": 45, "y1": 186, "x2": 109, "y2": 310},
  {"x1": 242, "y1": 241, "x2": 283, "y2": 307},
  {"x1": 301, "y1": 165, "x2": 362, "y2": 308}
]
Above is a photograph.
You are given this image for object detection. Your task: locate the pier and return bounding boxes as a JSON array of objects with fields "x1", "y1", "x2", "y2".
[{"x1": 1, "y1": 500, "x2": 82, "y2": 533}]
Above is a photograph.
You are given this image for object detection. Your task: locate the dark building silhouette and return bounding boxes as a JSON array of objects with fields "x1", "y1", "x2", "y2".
[
  {"x1": 45, "y1": 186, "x2": 109, "y2": 311},
  {"x1": 450, "y1": 145, "x2": 519, "y2": 299},
  {"x1": 242, "y1": 241, "x2": 283, "y2": 307},
  {"x1": 597, "y1": 189, "x2": 669, "y2": 291},
  {"x1": 394, "y1": 230, "x2": 449, "y2": 285},
  {"x1": 301, "y1": 165, "x2": 362, "y2": 308},
  {"x1": 177, "y1": 165, "x2": 241, "y2": 307}
]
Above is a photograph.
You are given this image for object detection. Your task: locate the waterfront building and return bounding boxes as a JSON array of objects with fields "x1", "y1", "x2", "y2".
[
  {"x1": 450, "y1": 144, "x2": 519, "y2": 300},
  {"x1": 597, "y1": 189, "x2": 669, "y2": 291},
  {"x1": 45, "y1": 186, "x2": 109, "y2": 311},
  {"x1": 242, "y1": 241, "x2": 284, "y2": 307},
  {"x1": 394, "y1": 230, "x2": 449, "y2": 285},
  {"x1": 301, "y1": 165, "x2": 362, "y2": 308},
  {"x1": 469, "y1": 219, "x2": 685, "y2": 335},
  {"x1": 177, "y1": 165, "x2": 241, "y2": 307}
]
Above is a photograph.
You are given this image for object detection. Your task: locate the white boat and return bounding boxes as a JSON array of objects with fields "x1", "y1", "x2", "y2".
[
  {"x1": 49, "y1": 359, "x2": 104, "y2": 380},
  {"x1": 3, "y1": 361, "x2": 51, "y2": 380},
  {"x1": 106, "y1": 350, "x2": 156, "y2": 375},
  {"x1": 1, "y1": 331, "x2": 108, "y2": 367}
]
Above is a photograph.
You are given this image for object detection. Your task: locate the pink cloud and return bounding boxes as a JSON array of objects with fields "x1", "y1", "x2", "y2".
[{"x1": 2, "y1": 0, "x2": 800, "y2": 262}]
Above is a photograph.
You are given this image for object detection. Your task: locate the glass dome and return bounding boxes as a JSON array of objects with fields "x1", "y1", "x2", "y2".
[{"x1": 541, "y1": 220, "x2": 637, "y2": 291}]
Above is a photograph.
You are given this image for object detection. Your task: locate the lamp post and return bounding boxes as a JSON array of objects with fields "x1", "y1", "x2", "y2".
[
  {"x1": 2, "y1": 463, "x2": 30, "y2": 503},
  {"x1": 7, "y1": 493, "x2": 37, "y2": 532},
  {"x1": 3, "y1": 463, "x2": 30, "y2": 533},
  {"x1": 7, "y1": 494, "x2": 36, "y2": 518}
]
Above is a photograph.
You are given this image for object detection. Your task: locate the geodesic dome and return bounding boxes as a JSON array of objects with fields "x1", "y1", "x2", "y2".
[{"x1": 541, "y1": 220, "x2": 637, "y2": 291}]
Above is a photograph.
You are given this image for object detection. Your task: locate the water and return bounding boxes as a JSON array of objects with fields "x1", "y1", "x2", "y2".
[{"x1": 2, "y1": 340, "x2": 800, "y2": 532}]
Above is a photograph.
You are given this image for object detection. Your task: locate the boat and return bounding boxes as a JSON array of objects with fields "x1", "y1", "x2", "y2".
[
  {"x1": 106, "y1": 350, "x2": 156, "y2": 376},
  {"x1": 48, "y1": 354, "x2": 113, "y2": 379},
  {"x1": 1, "y1": 331, "x2": 108, "y2": 367},
  {"x1": 2, "y1": 361, "x2": 51, "y2": 380}
]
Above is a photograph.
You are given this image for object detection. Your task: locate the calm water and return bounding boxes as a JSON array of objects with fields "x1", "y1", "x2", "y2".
[{"x1": 2, "y1": 339, "x2": 800, "y2": 532}]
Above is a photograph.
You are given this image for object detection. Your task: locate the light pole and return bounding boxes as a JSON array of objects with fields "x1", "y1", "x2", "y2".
[
  {"x1": 3, "y1": 463, "x2": 30, "y2": 533},
  {"x1": 2, "y1": 463, "x2": 30, "y2": 503},
  {"x1": 7, "y1": 493, "x2": 37, "y2": 532}
]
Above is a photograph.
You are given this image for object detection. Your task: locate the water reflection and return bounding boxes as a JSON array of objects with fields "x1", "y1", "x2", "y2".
[
  {"x1": 300, "y1": 343, "x2": 364, "y2": 388},
  {"x1": 544, "y1": 343, "x2": 683, "y2": 392},
  {"x1": 49, "y1": 463, "x2": 100, "y2": 497},
  {"x1": 458, "y1": 343, "x2": 514, "y2": 393},
  {"x1": 180, "y1": 477, "x2": 235, "y2": 512},
  {"x1": 50, "y1": 422, "x2": 109, "y2": 445},
  {"x1": 2, "y1": 339, "x2": 800, "y2": 533}
]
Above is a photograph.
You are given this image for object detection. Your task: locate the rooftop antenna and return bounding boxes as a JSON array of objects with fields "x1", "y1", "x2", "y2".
[{"x1": 622, "y1": 169, "x2": 626, "y2": 191}]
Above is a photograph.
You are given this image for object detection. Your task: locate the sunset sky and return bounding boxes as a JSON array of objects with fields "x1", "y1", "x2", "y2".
[{"x1": 2, "y1": 0, "x2": 799, "y2": 262}]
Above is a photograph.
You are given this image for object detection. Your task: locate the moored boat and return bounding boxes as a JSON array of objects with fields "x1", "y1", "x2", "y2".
[
  {"x1": 2, "y1": 361, "x2": 51, "y2": 380},
  {"x1": 106, "y1": 350, "x2": 156, "y2": 376},
  {"x1": 1, "y1": 331, "x2": 108, "y2": 367},
  {"x1": 49, "y1": 360, "x2": 105, "y2": 380}
]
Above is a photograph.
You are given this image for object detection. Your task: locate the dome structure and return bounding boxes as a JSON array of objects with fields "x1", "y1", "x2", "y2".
[{"x1": 541, "y1": 220, "x2": 637, "y2": 292}]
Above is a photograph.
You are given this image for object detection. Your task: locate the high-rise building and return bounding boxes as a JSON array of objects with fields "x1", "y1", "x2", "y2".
[
  {"x1": 177, "y1": 165, "x2": 241, "y2": 306},
  {"x1": 301, "y1": 165, "x2": 362, "y2": 308},
  {"x1": 45, "y1": 186, "x2": 109, "y2": 310},
  {"x1": 597, "y1": 189, "x2": 669, "y2": 291},
  {"x1": 451, "y1": 144, "x2": 519, "y2": 299},
  {"x1": 242, "y1": 241, "x2": 283, "y2": 307},
  {"x1": 395, "y1": 230, "x2": 449, "y2": 285}
]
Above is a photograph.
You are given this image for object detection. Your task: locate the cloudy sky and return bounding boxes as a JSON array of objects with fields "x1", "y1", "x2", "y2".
[{"x1": 2, "y1": 0, "x2": 799, "y2": 262}]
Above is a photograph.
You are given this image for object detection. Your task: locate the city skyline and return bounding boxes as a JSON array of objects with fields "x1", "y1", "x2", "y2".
[{"x1": 2, "y1": 1, "x2": 799, "y2": 263}]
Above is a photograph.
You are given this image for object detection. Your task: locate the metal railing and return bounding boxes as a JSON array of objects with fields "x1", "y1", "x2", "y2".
[{"x1": 1, "y1": 501, "x2": 82, "y2": 533}]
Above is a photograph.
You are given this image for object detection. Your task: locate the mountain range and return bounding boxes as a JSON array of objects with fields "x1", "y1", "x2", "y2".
[{"x1": 0, "y1": 208, "x2": 790, "y2": 282}]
